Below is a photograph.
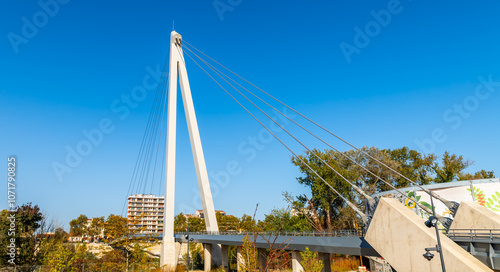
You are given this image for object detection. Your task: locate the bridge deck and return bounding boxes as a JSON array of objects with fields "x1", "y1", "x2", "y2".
[{"x1": 173, "y1": 232, "x2": 380, "y2": 257}]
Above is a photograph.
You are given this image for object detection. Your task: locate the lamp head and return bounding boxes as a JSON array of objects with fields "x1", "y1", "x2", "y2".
[
  {"x1": 423, "y1": 250, "x2": 434, "y2": 261},
  {"x1": 425, "y1": 216, "x2": 438, "y2": 228}
]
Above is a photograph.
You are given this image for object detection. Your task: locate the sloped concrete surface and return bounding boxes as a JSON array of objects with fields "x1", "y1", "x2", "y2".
[
  {"x1": 365, "y1": 198, "x2": 492, "y2": 272},
  {"x1": 450, "y1": 201, "x2": 500, "y2": 230}
]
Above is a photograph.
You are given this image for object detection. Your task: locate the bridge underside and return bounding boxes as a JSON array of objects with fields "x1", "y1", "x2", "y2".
[
  {"x1": 448, "y1": 201, "x2": 500, "y2": 271},
  {"x1": 451, "y1": 237, "x2": 500, "y2": 271},
  {"x1": 173, "y1": 234, "x2": 379, "y2": 256}
]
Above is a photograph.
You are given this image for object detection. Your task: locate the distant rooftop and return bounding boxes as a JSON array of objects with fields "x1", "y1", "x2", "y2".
[{"x1": 128, "y1": 194, "x2": 164, "y2": 198}]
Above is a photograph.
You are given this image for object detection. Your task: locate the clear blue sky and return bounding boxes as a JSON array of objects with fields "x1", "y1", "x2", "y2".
[{"x1": 1, "y1": 0, "x2": 499, "y2": 230}]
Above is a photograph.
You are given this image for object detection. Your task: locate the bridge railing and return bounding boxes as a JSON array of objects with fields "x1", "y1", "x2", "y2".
[
  {"x1": 447, "y1": 229, "x2": 500, "y2": 241},
  {"x1": 175, "y1": 229, "x2": 364, "y2": 237}
]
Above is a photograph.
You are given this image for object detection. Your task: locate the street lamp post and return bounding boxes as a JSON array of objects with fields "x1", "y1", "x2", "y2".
[
  {"x1": 423, "y1": 194, "x2": 447, "y2": 272},
  {"x1": 185, "y1": 222, "x2": 194, "y2": 272}
]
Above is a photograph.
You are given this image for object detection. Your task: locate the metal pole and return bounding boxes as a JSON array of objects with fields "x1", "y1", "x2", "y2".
[
  {"x1": 430, "y1": 194, "x2": 446, "y2": 272},
  {"x1": 186, "y1": 222, "x2": 190, "y2": 272},
  {"x1": 470, "y1": 181, "x2": 475, "y2": 201}
]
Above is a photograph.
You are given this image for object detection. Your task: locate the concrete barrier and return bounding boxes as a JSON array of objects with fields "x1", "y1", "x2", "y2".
[
  {"x1": 450, "y1": 201, "x2": 500, "y2": 230},
  {"x1": 365, "y1": 198, "x2": 492, "y2": 272}
]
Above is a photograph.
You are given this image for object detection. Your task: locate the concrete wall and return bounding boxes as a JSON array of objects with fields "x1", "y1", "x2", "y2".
[
  {"x1": 451, "y1": 201, "x2": 500, "y2": 230},
  {"x1": 365, "y1": 198, "x2": 492, "y2": 272},
  {"x1": 291, "y1": 251, "x2": 304, "y2": 272},
  {"x1": 160, "y1": 237, "x2": 179, "y2": 268}
]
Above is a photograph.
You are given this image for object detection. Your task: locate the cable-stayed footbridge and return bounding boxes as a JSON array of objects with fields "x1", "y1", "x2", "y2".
[{"x1": 124, "y1": 31, "x2": 500, "y2": 272}]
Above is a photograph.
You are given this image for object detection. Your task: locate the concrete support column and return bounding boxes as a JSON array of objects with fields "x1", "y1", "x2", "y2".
[
  {"x1": 291, "y1": 251, "x2": 304, "y2": 272},
  {"x1": 203, "y1": 243, "x2": 212, "y2": 271},
  {"x1": 221, "y1": 245, "x2": 229, "y2": 270},
  {"x1": 203, "y1": 243, "x2": 222, "y2": 271},
  {"x1": 160, "y1": 237, "x2": 179, "y2": 269},
  {"x1": 212, "y1": 243, "x2": 222, "y2": 267},
  {"x1": 236, "y1": 247, "x2": 243, "y2": 271},
  {"x1": 318, "y1": 252, "x2": 331, "y2": 272},
  {"x1": 258, "y1": 248, "x2": 267, "y2": 269}
]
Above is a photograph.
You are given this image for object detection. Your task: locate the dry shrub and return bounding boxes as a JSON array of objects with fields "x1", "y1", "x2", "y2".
[
  {"x1": 331, "y1": 255, "x2": 360, "y2": 272},
  {"x1": 154, "y1": 264, "x2": 186, "y2": 272}
]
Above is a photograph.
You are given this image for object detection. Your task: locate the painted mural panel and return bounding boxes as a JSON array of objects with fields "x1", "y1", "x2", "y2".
[{"x1": 375, "y1": 179, "x2": 500, "y2": 219}]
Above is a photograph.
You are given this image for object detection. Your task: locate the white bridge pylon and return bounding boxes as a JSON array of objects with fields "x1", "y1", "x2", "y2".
[{"x1": 161, "y1": 31, "x2": 219, "y2": 267}]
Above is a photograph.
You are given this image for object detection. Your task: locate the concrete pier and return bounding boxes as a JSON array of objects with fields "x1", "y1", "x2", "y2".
[
  {"x1": 291, "y1": 251, "x2": 304, "y2": 272},
  {"x1": 258, "y1": 248, "x2": 267, "y2": 269},
  {"x1": 236, "y1": 247, "x2": 243, "y2": 271},
  {"x1": 318, "y1": 252, "x2": 331, "y2": 272},
  {"x1": 221, "y1": 244, "x2": 229, "y2": 270},
  {"x1": 160, "y1": 237, "x2": 179, "y2": 269},
  {"x1": 203, "y1": 243, "x2": 212, "y2": 271}
]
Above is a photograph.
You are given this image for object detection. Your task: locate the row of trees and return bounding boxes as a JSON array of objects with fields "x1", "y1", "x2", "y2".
[
  {"x1": 42, "y1": 242, "x2": 157, "y2": 272},
  {"x1": 0, "y1": 207, "x2": 160, "y2": 271},
  {"x1": 173, "y1": 209, "x2": 311, "y2": 233},
  {"x1": 0, "y1": 203, "x2": 67, "y2": 270},
  {"x1": 68, "y1": 208, "x2": 310, "y2": 238},
  {"x1": 69, "y1": 214, "x2": 127, "y2": 240},
  {"x1": 66, "y1": 147, "x2": 493, "y2": 239},
  {"x1": 1, "y1": 146, "x2": 494, "y2": 271},
  {"x1": 289, "y1": 146, "x2": 495, "y2": 231}
]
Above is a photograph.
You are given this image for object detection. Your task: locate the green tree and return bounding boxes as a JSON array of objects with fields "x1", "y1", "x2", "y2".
[
  {"x1": 0, "y1": 209, "x2": 15, "y2": 266},
  {"x1": 69, "y1": 214, "x2": 88, "y2": 237},
  {"x1": 383, "y1": 147, "x2": 436, "y2": 186},
  {"x1": 97, "y1": 248, "x2": 126, "y2": 271},
  {"x1": 239, "y1": 235, "x2": 258, "y2": 271},
  {"x1": 261, "y1": 208, "x2": 312, "y2": 231},
  {"x1": 239, "y1": 214, "x2": 255, "y2": 232},
  {"x1": 88, "y1": 216, "x2": 105, "y2": 240},
  {"x1": 45, "y1": 244, "x2": 77, "y2": 272},
  {"x1": 16, "y1": 203, "x2": 43, "y2": 234},
  {"x1": 339, "y1": 147, "x2": 401, "y2": 194},
  {"x1": 174, "y1": 213, "x2": 206, "y2": 232},
  {"x1": 129, "y1": 243, "x2": 156, "y2": 270},
  {"x1": 54, "y1": 228, "x2": 69, "y2": 242},
  {"x1": 104, "y1": 214, "x2": 128, "y2": 239},
  {"x1": 459, "y1": 169, "x2": 495, "y2": 180},
  {"x1": 72, "y1": 243, "x2": 97, "y2": 271},
  {"x1": 189, "y1": 243, "x2": 204, "y2": 270},
  {"x1": 292, "y1": 148, "x2": 368, "y2": 230},
  {"x1": 0, "y1": 203, "x2": 59, "y2": 271},
  {"x1": 217, "y1": 212, "x2": 240, "y2": 231},
  {"x1": 433, "y1": 151, "x2": 473, "y2": 183},
  {"x1": 188, "y1": 217, "x2": 206, "y2": 232},
  {"x1": 107, "y1": 216, "x2": 159, "y2": 271},
  {"x1": 300, "y1": 247, "x2": 323, "y2": 272},
  {"x1": 291, "y1": 147, "x2": 495, "y2": 231},
  {"x1": 174, "y1": 213, "x2": 187, "y2": 232}
]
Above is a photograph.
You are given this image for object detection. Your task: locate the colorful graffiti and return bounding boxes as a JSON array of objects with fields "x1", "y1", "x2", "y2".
[
  {"x1": 468, "y1": 186, "x2": 500, "y2": 212},
  {"x1": 405, "y1": 191, "x2": 432, "y2": 210}
]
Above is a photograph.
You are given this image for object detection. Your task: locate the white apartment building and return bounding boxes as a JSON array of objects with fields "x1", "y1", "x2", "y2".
[{"x1": 127, "y1": 194, "x2": 165, "y2": 234}]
